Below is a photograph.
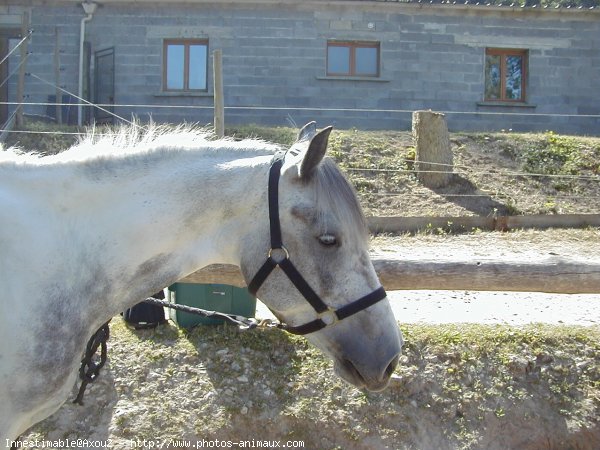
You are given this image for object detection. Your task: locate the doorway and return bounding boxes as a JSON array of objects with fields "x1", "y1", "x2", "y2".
[{"x1": 94, "y1": 47, "x2": 115, "y2": 124}]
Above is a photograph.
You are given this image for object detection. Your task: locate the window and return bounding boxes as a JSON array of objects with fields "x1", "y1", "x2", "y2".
[
  {"x1": 163, "y1": 39, "x2": 208, "y2": 92},
  {"x1": 484, "y1": 48, "x2": 528, "y2": 102},
  {"x1": 327, "y1": 41, "x2": 380, "y2": 77}
]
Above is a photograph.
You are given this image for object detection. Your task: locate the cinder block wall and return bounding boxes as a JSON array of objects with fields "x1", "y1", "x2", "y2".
[{"x1": 12, "y1": 2, "x2": 600, "y2": 134}]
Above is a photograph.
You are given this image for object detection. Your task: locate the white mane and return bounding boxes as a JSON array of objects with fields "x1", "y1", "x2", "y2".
[{"x1": 0, "y1": 123, "x2": 280, "y2": 167}]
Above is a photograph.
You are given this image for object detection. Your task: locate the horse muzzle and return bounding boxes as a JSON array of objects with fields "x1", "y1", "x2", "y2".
[
  {"x1": 333, "y1": 337, "x2": 403, "y2": 391},
  {"x1": 334, "y1": 353, "x2": 401, "y2": 391}
]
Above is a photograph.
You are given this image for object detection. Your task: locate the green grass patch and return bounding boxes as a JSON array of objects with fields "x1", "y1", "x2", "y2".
[
  {"x1": 3, "y1": 118, "x2": 82, "y2": 154},
  {"x1": 520, "y1": 131, "x2": 600, "y2": 176}
]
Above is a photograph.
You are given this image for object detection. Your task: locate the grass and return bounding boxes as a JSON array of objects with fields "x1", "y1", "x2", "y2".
[
  {"x1": 7, "y1": 119, "x2": 600, "y2": 179},
  {"x1": 400, "y1": 324, "x2": 600, "y2": 434},
  {"x1": 225, "y1": 124, "x2": 297, "y2": 146},
  {"x1": 513, "y1": 131, "x2": 600, "y2": 177},
  {"x1": 2, "y1": 119, "x2": 82, "y2": 154},
  {"x1": 486, "y1": 0, "x2": 599, "y2": 6},
  {"x1": 465, "y1": 130, "x2": 600, "y2": 177},
  {"x1": 88, "y1": 320, "x2": 599, "y2": 448},
  {"x1": 224, "y1": 124, "x2": 600, "y2": 179},
  {"x1": 232, "y1": 125, "x2": 600, "y2": 216},
  {"x1": 224, "y1": 124, "x2": 414, "y2": 172}
]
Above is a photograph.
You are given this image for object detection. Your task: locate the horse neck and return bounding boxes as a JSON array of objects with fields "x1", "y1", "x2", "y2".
[{"x1": 66, "y1": 149, "x2": 271, "y2": 311}]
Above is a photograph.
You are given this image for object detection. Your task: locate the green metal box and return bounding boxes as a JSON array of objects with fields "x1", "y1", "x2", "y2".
[{"x1": 167, "y1": 283, "x2": 257, "y2": 328}]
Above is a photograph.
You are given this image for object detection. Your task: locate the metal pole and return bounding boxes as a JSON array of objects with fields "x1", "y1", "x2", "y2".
[{"x1": 78, "y1": 2, "x2": 97, "y2": 126}]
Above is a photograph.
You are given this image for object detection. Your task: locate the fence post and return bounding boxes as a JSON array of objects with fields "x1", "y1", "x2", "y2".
[
  {"x1": 412, "y1": 110, "x2": 453, "y2": 188},
  {"x1": 16, "y1": 11, "x2": 30, "y2": 128},
  {"x1": 213, "y1": 49, "x2": 224, "y2": 138},
  {"x1": 54, "y1": 27, "x2": 62, "y2": 125}
]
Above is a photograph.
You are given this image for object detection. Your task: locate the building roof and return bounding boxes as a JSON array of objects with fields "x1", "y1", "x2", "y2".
[
  {"x1": 383, "y1": 0, "x2": 598, "y2": 9},
  {"x1": 13, "y1": 0, "x2": 600, "y2": 12}
]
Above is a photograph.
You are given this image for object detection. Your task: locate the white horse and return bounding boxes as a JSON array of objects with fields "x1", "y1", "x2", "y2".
[{"x1": 0, "y1": 122, "x2": 403, "y2": 444}]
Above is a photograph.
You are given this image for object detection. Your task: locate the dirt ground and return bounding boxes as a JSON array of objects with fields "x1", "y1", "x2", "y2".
[{"x1": 342, "y1": 132, "x2": 600, "y2": 218}]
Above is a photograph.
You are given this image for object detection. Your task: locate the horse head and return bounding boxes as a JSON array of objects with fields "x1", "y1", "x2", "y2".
[{"x1": 240, "y1": 122, "x2": 403, "y2": 391}]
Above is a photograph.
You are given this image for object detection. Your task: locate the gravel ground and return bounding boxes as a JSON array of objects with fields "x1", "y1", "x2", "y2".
[
  {"x1": 378, "y1": 228, "x2": 600, "y2": 326},
  {"x1": 389, "y1": 290, "x2": 599, "y2": 326},
  {"x1": 256, "y1": 290, "x2": 600, "y2": 327}
]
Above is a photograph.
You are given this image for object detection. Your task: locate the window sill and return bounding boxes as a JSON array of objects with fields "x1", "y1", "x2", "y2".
[
  {"x1": 154, "y1": 91, "x2": 213, "y2": 98},
  {"x1": 477, "y1": 101, "x2": 536, "y2": 108},
  {"x1": 316, "y1": 76, "x2": 390, "y2": 83}
]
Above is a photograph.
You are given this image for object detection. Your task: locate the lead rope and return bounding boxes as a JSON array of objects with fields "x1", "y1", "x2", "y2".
[
  {"x1": 72, "y1": 298, "x2": 278, "y2": 404},
  {"x1": 142, "y1": 297, "x2": 265, "y2": 330},
  {"x1": 73, "y1": 320, "x2": 111, "y2": 405}
]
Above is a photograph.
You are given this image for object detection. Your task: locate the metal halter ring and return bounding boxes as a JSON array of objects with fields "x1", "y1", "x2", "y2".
[
  {"x1": 268, "y1": 246, "x2": 290, "y2": 263},
  {"x1": 317, "y1": 308, "x2": 338, "y2": 326}
]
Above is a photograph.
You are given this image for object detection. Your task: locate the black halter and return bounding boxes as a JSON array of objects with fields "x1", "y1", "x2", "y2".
[{"x1": 248, "y1": 151, "x2": 387, "y2": 335}]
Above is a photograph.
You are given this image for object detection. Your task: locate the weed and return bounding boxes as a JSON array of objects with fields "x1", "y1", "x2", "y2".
[
  {"x1": 4, "y1": 117, "x2": 81, "y2": 154},
  {"x1": 520, "y1": 131, "x2": 600, "y2": 176}
]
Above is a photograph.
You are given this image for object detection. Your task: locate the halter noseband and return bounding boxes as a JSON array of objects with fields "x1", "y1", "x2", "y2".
[{"x1": 248, "y1": 151, "x2": 387, "y2": 335}]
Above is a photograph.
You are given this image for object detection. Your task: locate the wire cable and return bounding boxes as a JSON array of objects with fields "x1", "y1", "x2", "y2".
[
  {"x1": 0, "y1": 52, "x2": 30, "y2": 89},
  {"x1": 0, "y1": 30, "x2": 32, "y2": 67},
  {"x1": 27, "y1": 72, "x2": 145, "y2": 130}
]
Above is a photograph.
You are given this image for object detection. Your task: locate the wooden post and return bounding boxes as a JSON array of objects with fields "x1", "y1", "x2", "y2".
[
  {"x1": 54, "y1": 27, "x2": 62, "y2": 125},
  {"x1": 412, "y1": 110, "x2": 453, "y2": 188},
  {"x1": 213, "y1": 49, "x2": 224, "y2": 138},
  {"x1": 16, "y1": 11, "x2": 30, "y2": 128},
  {"x1": 0, "y1": 38, "x2": 8, "y2": 125}
]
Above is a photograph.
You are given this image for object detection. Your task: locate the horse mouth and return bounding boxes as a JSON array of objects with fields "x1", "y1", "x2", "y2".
[{"x1": 334, "y1": 358, "x2": 392, "y2": 392}]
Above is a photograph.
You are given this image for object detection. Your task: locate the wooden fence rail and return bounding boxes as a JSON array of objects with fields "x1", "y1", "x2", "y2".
[
  {"x1": 368, "y1": 214, "x2": 600, "y2": 234},
  {"x1": 179, "y1": 255, "x2": 600, "y2": 295},
  {"x1": 373, "y1": 255, "x2": 600, "y2": 294}
]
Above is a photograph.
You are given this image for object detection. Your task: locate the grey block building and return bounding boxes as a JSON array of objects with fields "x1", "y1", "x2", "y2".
[{"x1": 1, "y1": 0, "x2": 599, "y2": 134}]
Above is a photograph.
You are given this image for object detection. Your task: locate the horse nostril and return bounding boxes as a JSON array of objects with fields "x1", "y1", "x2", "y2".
[
  {"x1": 385, "y1": 354, "x2": 400, "y2": 378},
  {"x1": 342, "y1": 358, "x2": 366, "y2": 384}
]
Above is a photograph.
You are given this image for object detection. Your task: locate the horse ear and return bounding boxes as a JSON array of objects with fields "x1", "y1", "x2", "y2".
[
  {"x1": 299, "y1": 126, "x2": 333, "y2": 180},
  {"x1": 297, "y1": 121, "x2": 317, "y2": 142}
]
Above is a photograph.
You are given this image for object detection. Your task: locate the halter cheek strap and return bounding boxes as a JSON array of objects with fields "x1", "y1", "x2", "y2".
[{"x1": 248, "y1": 151, "x2": 387, "y2": 335}]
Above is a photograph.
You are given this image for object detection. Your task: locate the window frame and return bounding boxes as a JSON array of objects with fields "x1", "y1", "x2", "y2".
[
  {"x1": 326, "y1": 41, "x2": 380, "y2": 78},
  {"x1": 162, "y1": 38, "x2": 209, "y2": 92},
  {"x1": 484, "y1": 48, "x2": 528, "y2": 103}
]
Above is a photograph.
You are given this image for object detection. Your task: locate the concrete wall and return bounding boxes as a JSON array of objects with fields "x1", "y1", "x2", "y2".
[{"x1": 5, "y1": 1, "x2": 600, "y2": 134}]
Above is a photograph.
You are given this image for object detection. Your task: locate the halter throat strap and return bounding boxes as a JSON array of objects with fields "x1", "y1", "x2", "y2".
[{"x1": 248, "y1": 151, "x2": 387, "y2": 335}]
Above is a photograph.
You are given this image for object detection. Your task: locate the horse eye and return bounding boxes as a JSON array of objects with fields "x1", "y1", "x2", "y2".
[{"x1": 318, "y1": 234, "x2": 337, "y2": 246}]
